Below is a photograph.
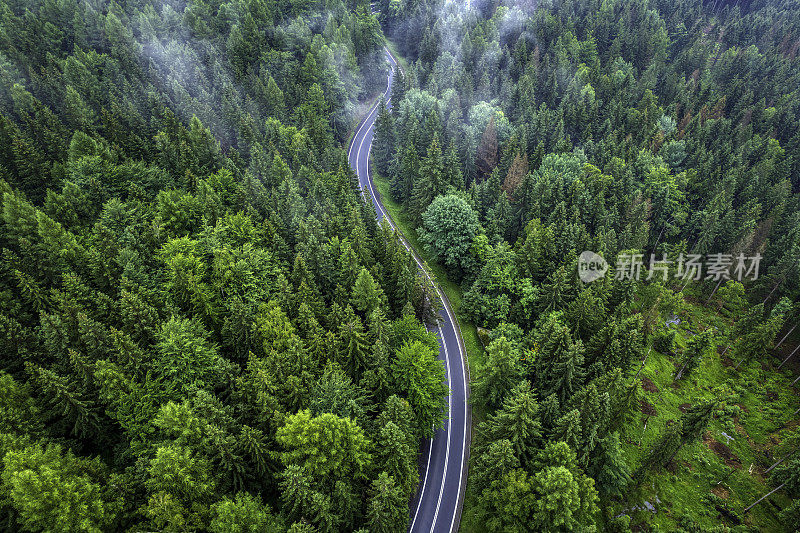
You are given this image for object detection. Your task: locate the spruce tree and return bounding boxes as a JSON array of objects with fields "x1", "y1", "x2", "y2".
[
  {"x1": 410, "y1": 134, "x2": 444, "y2": 225},
  {"x1": 678, "y1": 328, "x2": 715, "y2": 380},
  {"x1": 471, "y1": 439, "x2": 520, "y2": 496},
  {"x1": 366, "y1": 473, "x2": 408, "y2": 533},
  {"x1": 478, "y1": 380, "x2": 542, "y2": 462},
  {"x1": 372, "y1": 99, "x2": 395, "y2": 177},
  {"x1": 472, "y1": 336, "x2": 524, "y2": 410}
]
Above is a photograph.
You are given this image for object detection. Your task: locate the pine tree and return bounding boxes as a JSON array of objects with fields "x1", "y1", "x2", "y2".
[
  {"x1": 372, "y1": 99, "x2": 395, "y2": 177},
  {"x1": 472, "y1": 336, "x2": 524, "y2": 409},
  {"x1": 391, "y1": 143, "x2": 418, "y2": 205},
  {"x1": 480, "y1": 469, "x2": 536, "y2": 532},
  {"x1": 471, "y1": 439, "x2": 520, "y2": 496},
  {"x1": 338, "y1": 307, "x2": 370, "y2": 378},
  {"x1": 277, "y1": 410, "x2": 373, "y2": 484},
  {"x1": 397, "y1": 63, "x2": 411, "y2": 97},
  {"x1": 376, "y1": 421, "x2": 418, "y2": 497},
  {"x1": 478, "y1": 381, "x2": 542, "y2": 462},
  {"x1": 444, "y1": 140, "x2": 463, "y2": 189},
  {"x1": 637, "y1": 421, "x2": 683, "y2": 478},
  {"x1": 264, "y1": 75, "x2": 286, "y2": 121},
  {"x1": 529, "y1": 441, "x2": 599, "y2": 531},
  {"x1": 410, "y1": 134, "x2": 444, "y2": 225},
  {"x1": 350, "y1": 267, "x2": 386, "y2": 316},
  {"x1": 552, "y1": 409, "x2": 582, "y2": 452},
  {"x1": 587, "y1": 432, "x2": 631, "y2": 497},
  {"x1": 366, "y1": 473, "x2": 408, "y2": 533},
  {"x1": 537, "y1": 265, "x2": 577, "y2": 316},
  {"x1": 539, "y1": 393, "x2": 561, "y2": 431},
  {"x1": 476, "y1": 116, "x2": 498, "y2": 182},
  {"x1": 637, "y1": 400, "x2": 717, "y2": 477},
  {"x1": 2, "y1": 442, "x2": 122, "y2": 532},
  {"x1": 502, "y1": 151, "x2": 528, "y2": 199},
  {"x1": 680, "y1": 399, "x2": 717, "y2": 445},
  {"x1": 279, "y1": 465, "x2": 317, "y2": 525},
  {"x1": 209, "y1": 492, "x2": 283, "y2": 533},
  {"x1": 734, "y1": 298, "x2": 791, "y2": 368},
  {"x1": 533, "y1": 312, "x2": 586, "y2": 404},
  {"x1": 26, "y1": 362, "x2": 99, "y2": 439},
  {"x1": 678, "y1": 328, "x2": 715, "y2": 380}
]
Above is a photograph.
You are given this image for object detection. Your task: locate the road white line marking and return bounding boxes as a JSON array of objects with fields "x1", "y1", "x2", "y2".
[
  {"x1": 409, "y1": 425, "x2": 435, "y2": 532},
  {"x1": 352, "y1": 48, "x2": 469, "y2": 533},
  {"x1": 447, "y1": 302, "x2": 468, "y2": 533},
  {"x1": 431, "y1": 319, "x2": 452, "y2": 531},
  {"x1": 347, "y1": 51, "x2": 391, "y2": 167},
  {"x1": 353, "y1": 103, "x2": 380, "y2": 172}
]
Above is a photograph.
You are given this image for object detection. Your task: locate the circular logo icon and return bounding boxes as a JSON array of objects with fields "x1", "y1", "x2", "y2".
[{"x1": 578, "y1": 251, "x2": 609, "y2": 283}]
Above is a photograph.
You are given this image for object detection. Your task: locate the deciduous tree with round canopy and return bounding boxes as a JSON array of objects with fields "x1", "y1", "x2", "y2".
[{"x1": 418, "y1": 194, "x2": 483, "y2": 281}]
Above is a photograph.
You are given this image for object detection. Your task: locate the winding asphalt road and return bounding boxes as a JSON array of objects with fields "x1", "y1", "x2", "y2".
[{"x1": 347, "y1": 49, "x2": 470, "y2": 533}]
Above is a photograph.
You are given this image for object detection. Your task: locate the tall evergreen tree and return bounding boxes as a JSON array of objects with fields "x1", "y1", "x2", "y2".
[{"x1": 372, "y1": 99, "x2": 395, "y2": 177}]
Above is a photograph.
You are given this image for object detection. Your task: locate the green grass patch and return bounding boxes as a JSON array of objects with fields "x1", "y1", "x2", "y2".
[
  {"x1": 384, "y1": 40, "x2": 411, "y2": 73},
  {"x1": 617, "y1": 300, "x2": 800, "y2": 532},
  {"x1": 370, "y1": 171, "x2": 485, "y2": 374}
]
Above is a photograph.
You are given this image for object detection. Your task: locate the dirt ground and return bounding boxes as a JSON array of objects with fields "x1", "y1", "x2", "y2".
[
  {"x1": 712, "y1": 485, "x2": 730, "y2": 499},
  {"x1": 705, "y1": 436, "x2": 742, "y2": 469},
  {"x1": 640, "y1": 398, "x2": 657, "y2": 415},
  {"x1": 641, "y1": 377, "x2": 660, "y2": 393}
]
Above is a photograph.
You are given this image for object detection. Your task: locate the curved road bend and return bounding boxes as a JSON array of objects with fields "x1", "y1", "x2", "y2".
[{"x1": 347, "y1": 49, "x2": 470, "y2": 533}]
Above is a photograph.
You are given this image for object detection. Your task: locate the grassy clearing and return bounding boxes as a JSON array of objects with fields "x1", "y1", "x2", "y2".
[
  {"x1": 618, "y1": 299, "x2": 800, "y2": 531},
  {"x1": 457, "y1": 285, "x2": 800, "y2": 532},
  {"x1": 384, "y1": 40, "x2": 411, "y2": 73}
]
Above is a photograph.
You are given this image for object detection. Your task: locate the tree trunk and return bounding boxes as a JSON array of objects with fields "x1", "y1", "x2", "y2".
[
  {"x1": 638, "y1": 416, "x2": 650, "y2": 447},
  {"x1": 705, "y1": 277, "x2": 724, "y2": 305},
  {"x1": 765, "y1": 448, "x2": 798, "y2": 474},
  {"x1": 675, "y1": 359, "x2": 688, "y2": 381},
  {"x1": 776, "y1": 323, "x2": 798, "y2": 348},
  {"x1": 716, "y1": 467, "x2": 734, "y2": 486},
  {"x1": 762, "y1": 277, "x2": 785, "y2": 306},
  {"x1": 743, "y1": 482, "x2": 785, "y2": 514},
  {"x1": 665, "y1": 442, "x2": 685, "y2": 468},
  {"x1": 633, "y1": 347, "x2": 652, "y2": 380},
  {"x1": 777, "y1": 343, "x2": 800, "y2": 370}
]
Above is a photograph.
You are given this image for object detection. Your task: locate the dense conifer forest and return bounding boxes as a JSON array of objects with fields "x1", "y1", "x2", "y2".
[
  {"x1": 372, "y1": 0, "x2": 800, "y2": 530},
  {"x1": 1, "y1": 0, "x2": 800, "y2": 531},
  {"x1": 0, "y1": 0, "x2": 450, "y2": 531}
]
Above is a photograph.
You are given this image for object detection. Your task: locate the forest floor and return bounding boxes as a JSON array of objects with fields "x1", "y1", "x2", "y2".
[
  {"x1": 618, "y1": 291, "x2": 800, "y2": 532},
  {"x1": 456, "y1": 284, "x2": 800, "y2": 532}
]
